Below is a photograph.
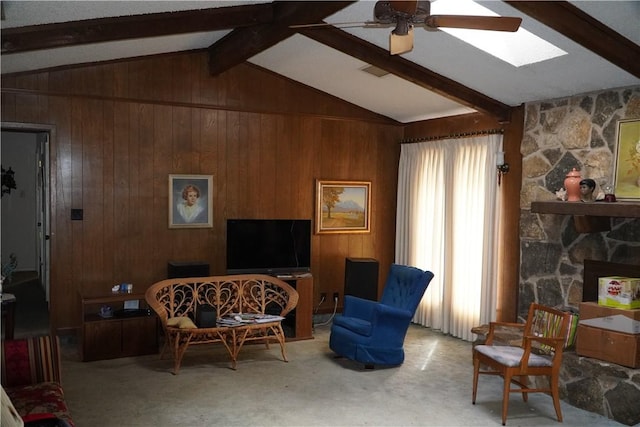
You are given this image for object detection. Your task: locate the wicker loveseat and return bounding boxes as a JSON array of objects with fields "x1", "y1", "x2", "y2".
[
  {"x1": 145, "y1": 274, "x2": 299, "y2": 374},
  {"x1": 1, "y1": 335, "x2": 74, "y2": 426}
]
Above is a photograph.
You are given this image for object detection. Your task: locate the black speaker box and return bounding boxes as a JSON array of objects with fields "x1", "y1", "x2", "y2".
[
  {"x1": 196, "y1": 304, "x2": 217, "y2": 328},
  {"x1": 167, "y1": 261, "x2": 210, "y2": 279},
  {"x1": 345, "y1": 258, "x2": 379, "y2": 301}
]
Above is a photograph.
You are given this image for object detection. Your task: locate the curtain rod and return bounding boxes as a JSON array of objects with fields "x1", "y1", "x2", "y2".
[{"x1": 400, "y1": 128, "x2": 504, "y2": 144}]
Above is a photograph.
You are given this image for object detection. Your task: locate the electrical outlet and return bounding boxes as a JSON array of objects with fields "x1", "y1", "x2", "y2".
[
  {"x1": 320, "y1": 292, "x2": 327, "y2": 301},
  {"x1": 333, "y1": 292, "x2": 339, "y2": 302}
]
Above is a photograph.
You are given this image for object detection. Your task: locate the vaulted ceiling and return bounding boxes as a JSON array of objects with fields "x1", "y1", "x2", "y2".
[{"x1": 2, "y1": 1, "x2": 639, "y2": 124}]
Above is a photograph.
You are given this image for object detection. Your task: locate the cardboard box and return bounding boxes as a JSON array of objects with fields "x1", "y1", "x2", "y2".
[
  {"x1": 576, "y1": 324, "x2": 640, "y2": 368},
  {"x1": 579, "y1": 301, "x2": 640, "y2": 321},
  {"x1": 598, "y1": 276, "x2": 640, "y2": 309},
  {"x1": 580, "y1": 315, "x2": 640, "y2": 334}
]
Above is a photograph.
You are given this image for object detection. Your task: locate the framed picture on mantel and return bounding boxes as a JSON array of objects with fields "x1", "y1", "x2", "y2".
[
  {"x1": 315, "y1": 180, "x2": 371, "y2": 234},
  {"x1": 613, "y1": 118, "x2": 640, "y2": 200}
]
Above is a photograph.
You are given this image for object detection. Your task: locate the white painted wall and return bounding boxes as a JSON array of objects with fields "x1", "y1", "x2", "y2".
[{"x1": 1, "y1": 131, "x2": 38, "y2": 272}]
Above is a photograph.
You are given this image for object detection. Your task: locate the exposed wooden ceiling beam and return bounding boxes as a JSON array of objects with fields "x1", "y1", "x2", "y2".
[
  {"x1": 297, "y1": 26, "x2": 513, "y2": 123},
  {"x1": 505, "y1": 1, "x2": 640, "y2": 79},
  {"x1": 1, "y1": 3, "x2": 274, "y2": 54},
  {"x1": 208, "y1": 1, "x2": 355, "y2": 76}
]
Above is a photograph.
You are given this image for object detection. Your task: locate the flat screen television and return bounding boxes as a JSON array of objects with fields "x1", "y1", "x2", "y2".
[{"x1": 226, "y1": 219, "x2": 311, "y2": 275}]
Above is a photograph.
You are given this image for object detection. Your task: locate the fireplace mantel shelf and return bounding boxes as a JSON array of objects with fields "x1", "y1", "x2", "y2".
[
  {"x1": 531, "y1": 200, "x2": 640, "y2": 218},
  {"x1": 531, "y1": 200, "x2": 640, "y2": 232}
]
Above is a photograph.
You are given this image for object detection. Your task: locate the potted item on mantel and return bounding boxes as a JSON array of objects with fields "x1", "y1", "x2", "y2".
[
  {"x1": 603, "y1": 183, "x2": 617, "y2": 202},
  {"x1": 564, "y1": 168, "x2": 582, "y2": 202}
]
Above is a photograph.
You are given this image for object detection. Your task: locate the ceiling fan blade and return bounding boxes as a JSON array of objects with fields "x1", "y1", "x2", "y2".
[
  {"x1": 426, "y1": 15, "x2": 522, "y2": 32},
  {"x1": 290, "y1": 21, "x2": 397, "y2": 32},
  {"x1": 290, "y1": 21, "x2": 372, "y2": 29}
]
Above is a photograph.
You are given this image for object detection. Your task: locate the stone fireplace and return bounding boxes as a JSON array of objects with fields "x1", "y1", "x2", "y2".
[
  {"x1": 518, "y1": 86, "x2": 640, "y2": 425},
  {"x1": 519, "y1": 86, "x2": 640, "y2": 316}
]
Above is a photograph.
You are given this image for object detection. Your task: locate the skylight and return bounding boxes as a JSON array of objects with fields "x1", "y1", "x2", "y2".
[{"x1": 431, "y1": 0, "x2": 567, "y2": 67}]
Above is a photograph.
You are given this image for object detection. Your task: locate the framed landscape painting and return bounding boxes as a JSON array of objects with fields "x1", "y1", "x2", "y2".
[
  {"x1": 613, "y1": 119, "x2": 640, "y2": 200},
  {"x1": 315, "y1": 180, "x2": 371, "y2": 234},
  {"x1": 169, "y1": 174, "x2": 213, "y2": 228}
]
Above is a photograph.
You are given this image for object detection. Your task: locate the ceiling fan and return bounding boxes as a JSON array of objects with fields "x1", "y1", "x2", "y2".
[{"x1": 292, "y1": 0, "x2": 522, "y2": 55}]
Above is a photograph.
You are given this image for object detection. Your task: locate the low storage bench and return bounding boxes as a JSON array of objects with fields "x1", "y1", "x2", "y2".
[
  {"x1": 145, "y1": 274, "x2": 299, "y2": 374},
  {"x1": 1, "y1": 335, "x2": 74, "y2": 426}
]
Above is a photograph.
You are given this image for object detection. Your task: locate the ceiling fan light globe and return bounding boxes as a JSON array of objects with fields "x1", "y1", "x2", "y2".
[{"x1": 390, "y1": 28, "x2": 414, "y2": 55}]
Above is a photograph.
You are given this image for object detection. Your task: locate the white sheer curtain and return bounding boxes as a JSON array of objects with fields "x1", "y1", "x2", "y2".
[{"x1": 396, "y1": 134, "x2": 502, "y2": 341}]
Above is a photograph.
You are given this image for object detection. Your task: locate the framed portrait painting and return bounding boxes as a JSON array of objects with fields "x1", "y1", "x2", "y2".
[
  {"x1": 168, "y1": 174, "x2": 213, "y2": 228},
  {"x1": 613, "y1": 119, "x2": 640, "y2": 200},
  {"x1": 315, "y1": 180, "x2": 371, "y2": 234}
]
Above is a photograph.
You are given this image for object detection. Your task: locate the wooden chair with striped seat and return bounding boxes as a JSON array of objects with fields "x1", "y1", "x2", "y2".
[{"x1": 472, "y1": 303, "x2": 571, "y2": 426}]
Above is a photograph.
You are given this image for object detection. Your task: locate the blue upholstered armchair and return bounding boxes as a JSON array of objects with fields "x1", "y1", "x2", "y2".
[{"x1": 329, "y1": 264, "x2": 434, "y2": 367}]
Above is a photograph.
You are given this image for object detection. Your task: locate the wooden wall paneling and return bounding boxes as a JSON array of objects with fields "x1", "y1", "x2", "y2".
[
  {"x1": 240, "y1": 112, "x2": 260, "y2": 217},
  {"x1": 171, "y1": 106, "x2": 192, "y2": 172},
  {"x1": 148, "y1": 104, "x2": 172, "y2": 271},
  {"x1": 316, "y1": 118, "x2": 340, "y2": 297},
  {"x1": 82, "y1": 99, "x2": 106, "y2": 287},
  {"x1": 151, "y1": 56, "x2": 175, "y2": 103},
  {"x1": 171, "y1": 54, "x2": 194, "y2": 104},
  {"x1": 112, "y1": 102, "x2": 132, "y2": 282},
  {"x1": 170, "y1": 105, "x2": 202, "y2": 261},
  {"x1": 35, "y1": 73, "x2": 49, "y2": 122},
  {"x1": 259, "y1": 114, "x2": 278, "y2": 216},
  {"x1": 112, "y1": 62, "x2": 129, "y2": 99},
  {"x1": 14, "y1": 73, "x2": 40, "y2": 91},
  {"x1": 127, "y1": 104, "x2": 158, "y2": 282},
  {"x1": 196, "y1": 108, "x2": 221, "y2": 273},
  {"x1": 14, "y1": 93, "x2": 41, "y2": 123},
  {"x1": 337, "y1": 108, "x2": 355, "y2": 291},
  {"x1": 125, "y1": 103, "x2": 143, "y2": 283},
  {"x1": 377, "y1": 127, "x2": 402, "y2": 290},
  {"x1": 1, "y1": 92, "x2": 16, "y2": 121},
  {"x1": 150, "y1": 107, "x2": 172, "y2": 282},
  {"x1": 214, "y1": 110, "x2": 230, "y2": 274},
  {"x1": 360, "y1": 126, "x2": 382, "y2": 260},
  {"x1": 126, "y1": 59, "x2": 150, "y2": 101},
  {"x1": 223, "y1": 64, "x2": 241, "y2": 107},
  {"x1": 197, "y1": 110, "x2": 219, "y2": 173},
  {"x1": 291, "y1": 117, "x2": 314, "y2": 219},
  {"x1": 134, "y1": 103, "x2": 157, "y2": 284},
  {"x1": 224, "y1": 111, "x2": 241, "y2": 223},
  {"x1": 189, "y1": 54, "x2": 207, "y2": 106},
  {"x1": 47, "y1": 69, "x2": 72, "y2": 94},
  {"x1": 68, "y1": 97, "x2": 87, "y2": 328},
  {"x1": 2, "y1": 53, "x2": 401, "y2": 329},
  {"x1": 1, "y1": 75, "x2": 16, "y2": 90},
  {"x1": 47, "y1": 96, "x2": 73, "y2": 331},
  {"x1": 80, "y1": 64, "x2": 107, "y2": 97},
  {"x1": 101, "y1": 101, "x2": 116, "y2": 286},
  {"x1": 273, "y1": 115, "x2": 291, "y2": 216},
  {"x1": 317, "y1": 120, "x2": 350, "y2": 306},
  {"x1": 348, "y1": 123, "x2": 374, "y2": 259},
  {"x1": 188, "y1": 107, "x2": 212, "y2": 260},
  {"x1": 300, "y1": 117, "x2": 323, "y2": 304},
  {"x1": 205, "y1": 57, "x2": 224, "y2": 107},
  {"x1": 102, "y1": 64, "x2": 118, "y2": 99}
]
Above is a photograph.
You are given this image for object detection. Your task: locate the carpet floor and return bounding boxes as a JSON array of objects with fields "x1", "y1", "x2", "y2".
[
  {"x1": 59, "y1": 324, "x2": 625, "y2": 427},
  {"x1": 2, "y1": 280, "x2": 626, "y2": 426}
]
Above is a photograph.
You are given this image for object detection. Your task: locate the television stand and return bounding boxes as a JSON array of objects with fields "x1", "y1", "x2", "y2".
[{"x1": 273, "y1": 273, "x2": 313, "y2": 340}]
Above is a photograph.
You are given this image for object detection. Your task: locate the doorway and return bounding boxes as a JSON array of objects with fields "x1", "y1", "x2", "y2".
[{"x1": 1, "y1": 124, "x2": 51, "y2": 338}]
